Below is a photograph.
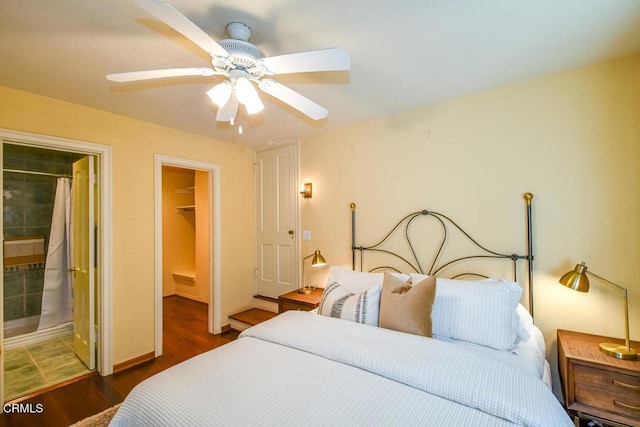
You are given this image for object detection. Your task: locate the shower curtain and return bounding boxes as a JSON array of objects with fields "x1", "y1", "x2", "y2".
[{"x1": 38, "y1": 177, "x2": 73, "y2": 330}]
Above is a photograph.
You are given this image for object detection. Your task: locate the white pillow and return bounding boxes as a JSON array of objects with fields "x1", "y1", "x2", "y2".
[
  {"x1": 329, "y1": 266, "x2": 409, "y2": 294},
  {"x1": 410, "y1": 273, "x2": 429, "y2": 285},
  {"x1": 318, "y1": 280, "x2": 381, "y2": 326},
  {"x1": 431, "y1": 277, "x2": 522, "y2": 351},
  {"x1": 516, "y1": 303, "x2": 533, "y2": 342},
  {"x1": 412, "y1": 274, "x2": 529, "y2": 349}
]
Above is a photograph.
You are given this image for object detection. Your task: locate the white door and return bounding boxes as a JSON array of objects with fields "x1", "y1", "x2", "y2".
[
  {"x1": 71, "y1": 156, "x2": 96, "y2": 369},
  {"x1": 255, "y1": 144, "x2": 298, "y2": 298}
]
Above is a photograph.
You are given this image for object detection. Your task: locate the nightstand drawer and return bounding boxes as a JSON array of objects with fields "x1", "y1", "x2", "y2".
[
  {"x1": 575, "y1": 365, "x2": 640, "y2": 396},
  {"x1": 575, "y1": 382, "x2": 640, "y2": 421},
  {"x1": 280, "y1": 299, "x2": 314, "y2": 312}
]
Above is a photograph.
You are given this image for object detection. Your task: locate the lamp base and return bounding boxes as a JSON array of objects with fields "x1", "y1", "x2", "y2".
[
  {"x1": 599, "y1": 342, "x2": 637, "y2": 360},
  {"x1": 298, "y1": 286, "x2": 314, "y2": 295}
]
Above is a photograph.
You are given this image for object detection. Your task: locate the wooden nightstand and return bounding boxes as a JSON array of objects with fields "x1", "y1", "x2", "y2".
[
  {"x1": 558, "y1": 329, "x2": 640, "y2": 427},
  {"x1": 278, "y1": 288, "x2": 323, "y2": 313}
]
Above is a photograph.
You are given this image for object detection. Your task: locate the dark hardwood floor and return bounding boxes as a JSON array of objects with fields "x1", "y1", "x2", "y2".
[{"x1": 1, "y1": 296, "x2": 239, "y2": 427}]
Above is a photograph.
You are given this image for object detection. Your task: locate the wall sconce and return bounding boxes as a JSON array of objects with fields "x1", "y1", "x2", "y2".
[{"x1": 300, "y1": 182, "x2": 312, "y2": 199}]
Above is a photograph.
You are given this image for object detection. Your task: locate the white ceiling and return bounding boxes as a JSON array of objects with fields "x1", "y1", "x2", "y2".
[{"x1": 1, "y1": 0, "x2": 640, "y2": 150}]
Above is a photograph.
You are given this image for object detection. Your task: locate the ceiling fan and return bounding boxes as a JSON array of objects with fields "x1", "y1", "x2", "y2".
[{"x1": 106, "y1": 0, "x2": 350, "y2": 126}]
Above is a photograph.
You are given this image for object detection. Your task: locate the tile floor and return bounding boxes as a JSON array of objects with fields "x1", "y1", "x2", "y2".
[{"x1": 4, "y1": 334, "x2": 90, "y2": 401}]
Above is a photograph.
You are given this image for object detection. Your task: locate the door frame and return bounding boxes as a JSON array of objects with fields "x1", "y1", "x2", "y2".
[
  {"x1": 153, "y1": 154, "x2": 221, "y2": 357},
  {"x1": 0, "y1": 128, "x2": 113, "y2": 378}
]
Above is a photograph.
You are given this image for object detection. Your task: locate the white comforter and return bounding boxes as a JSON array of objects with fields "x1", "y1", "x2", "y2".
[{"x1": 110, "y1": 311, "x2": 572, "y2": 427}]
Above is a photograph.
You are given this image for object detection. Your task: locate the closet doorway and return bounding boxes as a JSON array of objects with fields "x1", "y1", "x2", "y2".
[
  {"x1": 0, "y1": 130, "x2": 113, "y2": 403},
  {"x1": 154, "y1": 155, "x2": 221, "y2": 357}
]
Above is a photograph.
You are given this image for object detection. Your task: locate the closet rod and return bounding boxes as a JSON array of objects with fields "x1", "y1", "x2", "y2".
[{"x1": 2, "y1": 168, "x2": 71, "y2": 178}]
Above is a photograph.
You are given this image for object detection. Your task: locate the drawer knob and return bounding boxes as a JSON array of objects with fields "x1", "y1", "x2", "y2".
[
  {"x1": 612, "y1": 379, "x2": 640, "y2": 392},
  {"x1": 614, "y1": 400, "x2": 640, "y2": 412}
]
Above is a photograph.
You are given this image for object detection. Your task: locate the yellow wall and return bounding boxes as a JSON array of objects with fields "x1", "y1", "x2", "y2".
[
  {"x1": 300, "y1": 54, "x2": 640, "y2": 397},
  {"x1": 0, "y1": 85, "x2": 256, "y2": 365}
]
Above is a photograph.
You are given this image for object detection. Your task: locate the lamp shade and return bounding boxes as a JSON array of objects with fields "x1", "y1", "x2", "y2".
[
  {"x1": 559, "y1": 262, "x2": 590, "y2": 292},
  {"x1": 235, "y1": 77, "x2": 264, "y2": 115},
  {"x1": 311, "y1": 250, "x2": 326, "y2": 267},
  {"x1": 206, "y1": 82, "x2": 232, "y2": 107},
  {"x1": 243, "y1": 98, "x2": 265, "y2": 115}
]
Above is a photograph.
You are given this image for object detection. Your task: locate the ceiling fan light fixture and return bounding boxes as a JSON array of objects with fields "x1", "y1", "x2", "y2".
[
  {"x1": 206, "y1": 82, "x2": 232, "y2": 107},
  {"x1": 244, "y1": 97, "x2": 264, "y2": 115},
  {"x1": 235, "y1": 77, "x2": 264, "y2": 115}
]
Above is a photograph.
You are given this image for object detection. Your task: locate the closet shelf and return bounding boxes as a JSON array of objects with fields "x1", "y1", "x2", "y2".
[
  {"x1": 172, "y1": 271, "x2": 196, "y2": 282},
  {"x1": 176, "y1": 205, "x2": 195, "y2": 212},
  {"x1": 175, "y1": 186, "x2": 195, "y2": 194}
]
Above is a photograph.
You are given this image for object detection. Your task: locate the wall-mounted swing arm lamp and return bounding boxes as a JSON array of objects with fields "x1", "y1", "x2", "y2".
[
  {"x1": 300, "y1": 249, "x2": 326, "y2": 294},
  {"x1": 300, "y1": 183, "x2": 312, "y2": 199},
  {"x1": 559, "y1": 262, "x2": 637, "y2": 360}
]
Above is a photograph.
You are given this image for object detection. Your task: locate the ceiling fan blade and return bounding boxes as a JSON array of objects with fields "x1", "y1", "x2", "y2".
[
  {"x1": 132, "y1": 0, "x2": 229, "y2": 58},
  {"x1": 216, "y1": 94, "x2": 239, "y2": 122},
  {"x1": 258, "y1": 48, "x2": 350, "y2": 75},
  {"x1": 258, "y1": 79, "x2": 328, "y2": 120},
  {"x1": 106, "y1": 67, "x2": 216, "y2": 82}
]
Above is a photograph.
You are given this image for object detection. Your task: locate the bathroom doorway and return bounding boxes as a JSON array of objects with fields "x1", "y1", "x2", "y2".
[
  {"x1": 154, "y1": 155, "x2": 221, "y2": 357},
  {"x1": 2, "y1": 143, "x2": 95, "y2": 400},
  {"x1": 0, "y1": 128, "x2": 113, "y2": 404}
]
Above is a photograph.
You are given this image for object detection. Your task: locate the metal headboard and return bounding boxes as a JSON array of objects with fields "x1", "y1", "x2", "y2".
[{"x1": 350, "y1": 193, "x2": 535, "y2": 315}]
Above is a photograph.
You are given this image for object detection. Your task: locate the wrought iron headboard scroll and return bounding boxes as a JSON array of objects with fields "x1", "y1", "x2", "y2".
[{"x1": 351, "y1": 193, "x2": 535, "y2": 316}]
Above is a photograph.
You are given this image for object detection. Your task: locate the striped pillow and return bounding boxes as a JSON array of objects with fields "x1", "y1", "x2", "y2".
[{"x1": 318, "y1": 280, "x2": 381, "y2": 326}]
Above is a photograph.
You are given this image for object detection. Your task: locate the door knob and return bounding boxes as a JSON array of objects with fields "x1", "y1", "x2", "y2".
[{"x1": 288, "y1": 230, "x2": 294, "y2": 239}]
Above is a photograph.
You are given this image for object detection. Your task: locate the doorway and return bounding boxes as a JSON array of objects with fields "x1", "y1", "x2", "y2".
[
  {"x1": 154, "y1": 155, "x2": 221, "y2": 357},
  {"x1": 0, "y1": 129, "x2": 113, "y2": 403},
  {"x1": 161, "y1": 166, "x2": 205, "y2": 301}
]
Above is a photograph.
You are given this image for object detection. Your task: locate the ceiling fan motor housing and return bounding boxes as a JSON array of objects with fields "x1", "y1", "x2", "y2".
[
  {"x1": 225, "y1": 22, "x2": 252, "y2": 41},
  {"x1": 212, "y1": 22, "x2": 266, "y2": 76},
  {"x1": 219, "y1": 39, "x2": 265, "y2": 65}
]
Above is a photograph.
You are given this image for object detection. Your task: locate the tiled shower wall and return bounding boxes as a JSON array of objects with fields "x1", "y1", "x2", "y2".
[{"x1": 3, "y1": 144, "x2": 84, "y2": 325}]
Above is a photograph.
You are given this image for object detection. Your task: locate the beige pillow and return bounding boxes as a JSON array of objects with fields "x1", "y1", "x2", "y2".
[{"x1": 379, "y1": 272, "x2": 436, "y2": 337}]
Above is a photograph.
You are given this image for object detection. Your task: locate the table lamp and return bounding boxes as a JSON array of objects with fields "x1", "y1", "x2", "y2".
[
  {"x1": 300, "y1": 249, "x2": 326, "y2": 294},
  {"x1": 559, "y1": 262, "x2": 636, "y2": 360}
]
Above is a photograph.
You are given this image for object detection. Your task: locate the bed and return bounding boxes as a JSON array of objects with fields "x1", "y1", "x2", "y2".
[{"x1": 110, "y1": 194, "x2": 572, "y2": 426}]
